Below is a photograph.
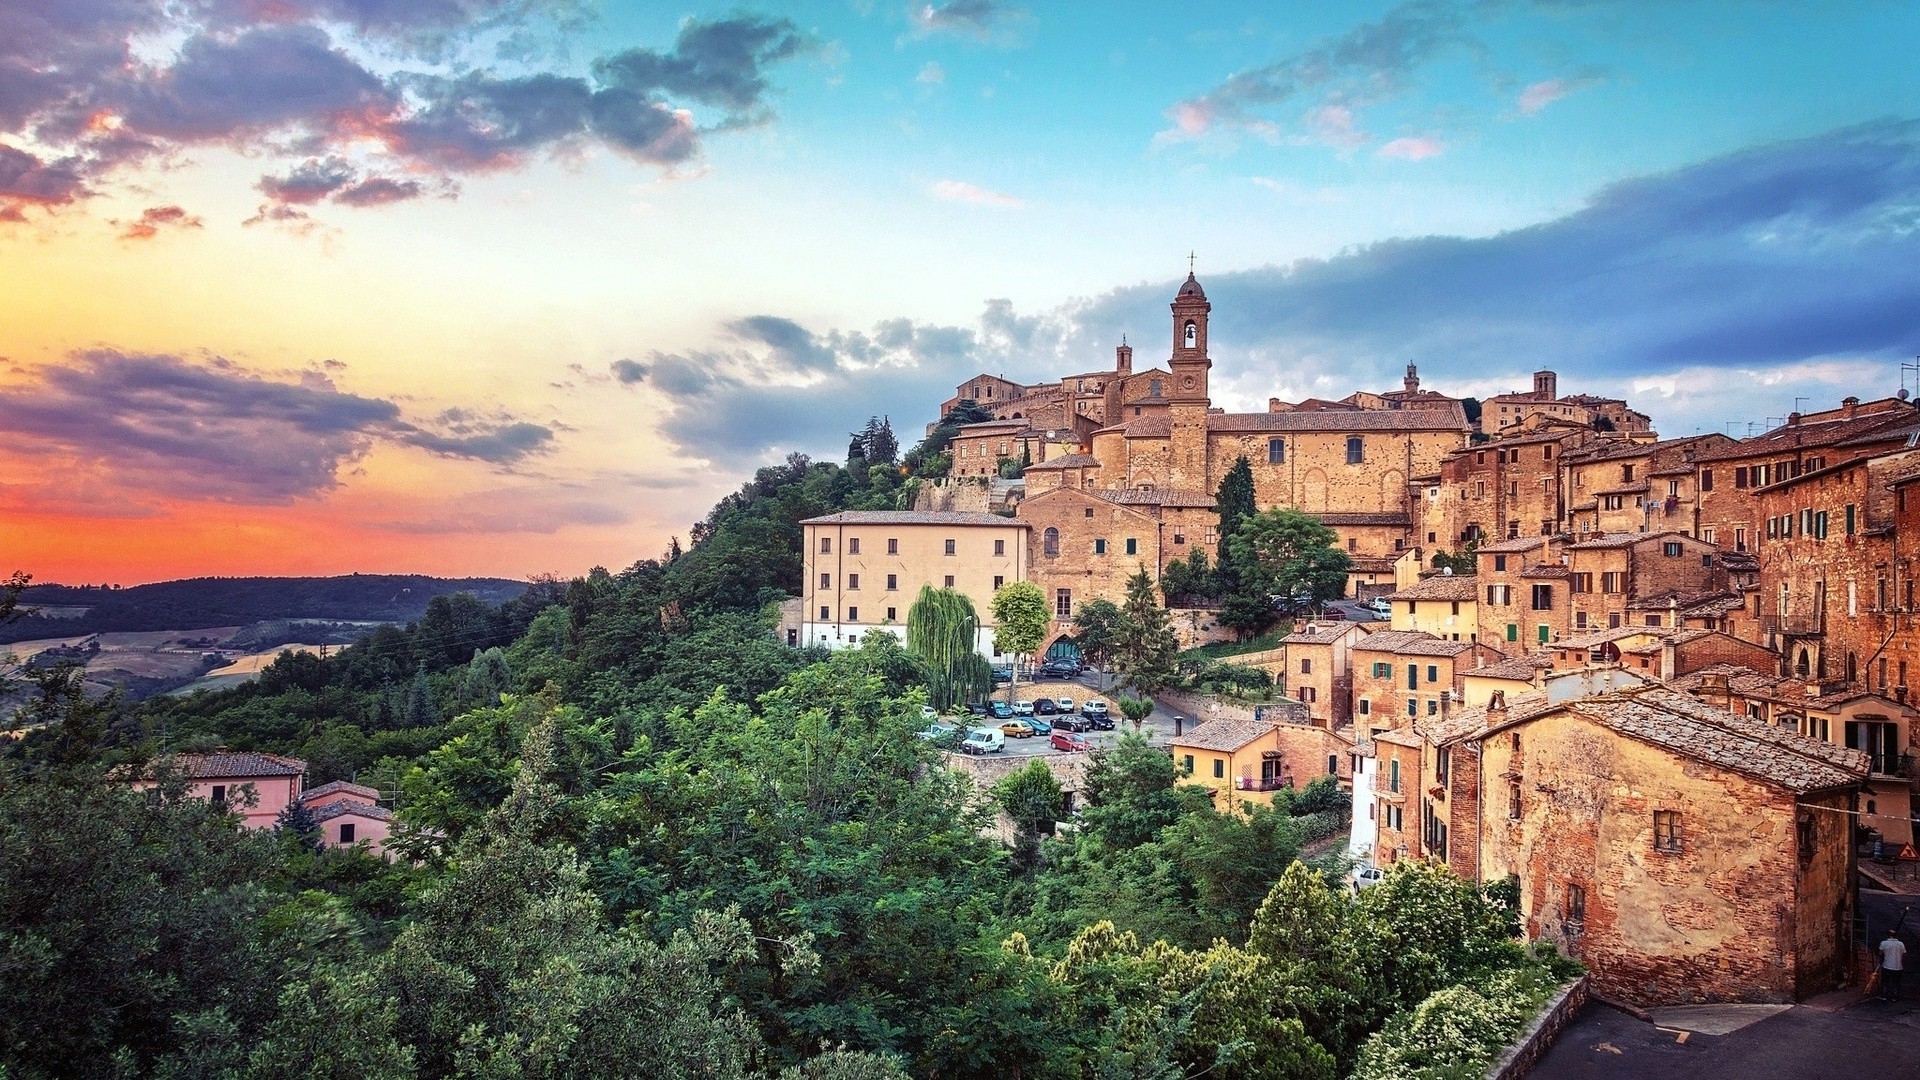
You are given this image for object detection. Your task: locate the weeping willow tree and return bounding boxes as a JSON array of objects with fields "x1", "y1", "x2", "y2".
[{"x1": 906, "y1": 585, "x2": 990, "y2": 711}]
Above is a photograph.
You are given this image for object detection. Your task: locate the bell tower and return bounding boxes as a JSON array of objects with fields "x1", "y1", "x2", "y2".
[{"x1": 1168, "y1": 263, "x2": 1212, "y2": 490}]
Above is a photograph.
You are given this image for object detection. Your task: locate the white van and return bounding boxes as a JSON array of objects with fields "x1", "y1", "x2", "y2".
[{"x1": 960, "y1": 728, "x2": 1007, "y2": 754}]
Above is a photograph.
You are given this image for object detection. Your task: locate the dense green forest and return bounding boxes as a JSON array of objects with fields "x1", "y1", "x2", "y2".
[
  {"x1": 0, "y1": 443, "x2": 1570, "y2": 1078},
  {"x1": 3, "y1": 575, "x2": 531, "y2": 644}
]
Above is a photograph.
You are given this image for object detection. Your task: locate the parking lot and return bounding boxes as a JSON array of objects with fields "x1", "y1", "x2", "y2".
[{"x1": 943, "y1": 671, "x2": 1193, "y2": 758}]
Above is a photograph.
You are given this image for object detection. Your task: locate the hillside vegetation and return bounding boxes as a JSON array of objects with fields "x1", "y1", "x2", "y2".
[{"x1": 3, "y1": 574, "x2": 529, "y2": 643}]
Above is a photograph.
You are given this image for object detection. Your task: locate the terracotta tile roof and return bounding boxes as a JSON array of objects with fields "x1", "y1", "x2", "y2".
[
  {"x1": 1468, "y1": 655, "x2": 1554, "y2": 682},
  {"x1": 1718, "y1": 552, "x2": 1759, "y2": 572},
  {"x1": 1590, "y1": 483, "x2": 1651, "y2": 496},
  {"x1": 1025, "y1": 454, "x2": 1098, "y2": 470},
  {"x1": 307, "y1": 798, "x2": 394, "y2": 823},
  {"x1": 1551, "y1": 625, "x2": 1679, "y2": 650},
  {"x1": 1172, "y1": 718, "x2": 1275, "y2": 753},
  {"x1": 1695, "y1": 404, "x2": 1916, "y2": 462},
  {"x1": 1351, "y1": 630, "x2": 1477, "y2": 657},
  {"x1": 1566, "y1": 530, "x2": 1690, "y2": 549},
  {"x1": 1682, "y1": 595, "x2": 1746, "y2": 617},
  {"x1": 1386, "y1": 575, "x2": 1478, "y2": 601},
  {"x1": 158, "y1": 752, "x2": 307, "y2": 780},
  {"x1": 802, "y1": 511, "x2": 1025, "y2": 528},
  {"x1": 1096, "y1": 488, "x2": 1216, "y2": 508},
  {"x1": 1348, "y1": 556, "x2": 1401, "y2": 573},
  {"x1": 301, "y1": 780, "x2": 380, "y2": 803},
  {"x1": 1279, "y1": 621, "x2": 1368, "y2": 644},
  {"x1": 953, "y1": 418, "x2": 1030, "y2": 432},
  {"x1": 1565, "y1": 688, "x2": 1867, "y2": 792},
  {"x1": 1111, "y1": 414, "x2": 1172, "y2": 437},
  {"x1": 1475, "y1": 537, "x2": 1547, "y2": 554},
  {"x1": 1371, "y1": 727, "x2": 1425, "y2": 748},
  {"x1": 1317, "y1": 512, "x2": 1413, "y2": 526},
  {"x1": 1522, "y1": 564, "x2": 1570, "y2": 579}
]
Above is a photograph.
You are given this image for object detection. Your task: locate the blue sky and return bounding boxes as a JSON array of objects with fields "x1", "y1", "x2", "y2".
[{"x1": 2, "y1": 1, "x2": 1917, "y2": 579}]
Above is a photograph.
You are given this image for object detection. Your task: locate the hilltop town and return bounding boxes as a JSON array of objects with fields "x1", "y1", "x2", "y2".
[{"x1": 782, "y1": 270, "x2": 1920, "y2": 1014}]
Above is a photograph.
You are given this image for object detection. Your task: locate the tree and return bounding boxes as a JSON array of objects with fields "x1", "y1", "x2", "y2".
[
  {"x1": 1116, "y1": 694, "x2": 1155, "y2": 734},
  {"x1": 1160, "y1": 547, "x2": 1214, "y2": 606},
  {"x1": 458, "y1": 646, "x2": 513, "y2": 710},
  {"x1": 404, "y1": 665, "x2": 437, "y2": 727},
  {"x1": 990, "y1": 581, "x2": 1049, "y2": 706},
  {"x1": 1111, "y1": 567, "x2": 1178, "y2": 705},
  {"x1": 906, "y1": 586, "x2": 987, "y2": 711},
  {"x1": 1430, "y1": 539, "x2": 1478, "y2": 576},
  {"x1": 275, "y1": 797, "x2": 324, "y2": 854},
  {"x1": 1214, "y1": 456, "x2": 1257, "y2": 571},
  {"x1": 865, "y1": 416, "x2": 899, "y2": 466},
  {"x1": 1, "y1": 570, "x2": 27, "y2": 623},
  {"x1": 1228, "y1": 507, "x2": 1351, "y2": 618},
  {"x1": 992, "y1": 759, "x2": 1063, "y2": 872},
  {"x1": 1070, "y1": 598, "x2": 1123, "y2": 688}
]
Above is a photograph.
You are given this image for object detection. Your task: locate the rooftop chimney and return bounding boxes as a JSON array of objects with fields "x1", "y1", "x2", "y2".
[
  {"x1": 1487, "y1": 690, "x2": 1508, "y2": 725},
  {"x1": 1788, "y1": 412, "x2": 1803, "y2": 426},
  {"x1": 1842, "y1": 395, "x2": 1859, "y2": 419},
  {"x1": 1699, "y1": 671, "x2": 1731, "y2": 710}
]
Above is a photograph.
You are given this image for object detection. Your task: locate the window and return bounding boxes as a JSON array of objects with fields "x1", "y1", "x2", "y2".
[
  {"x1": 819, "y1": 605, "x2": 830, "y2": 619},
  {"x1": 1427, "y1": 699, "x2": 1439, "y2": 715},
  {"x1": 210, "y1": 785, "x2": 227, "y2": 805},
  {"x1": 847, "y1": 606, "x2": 858, "y2": 621},
  {"x1": 994, "y1": 538, "x2": 1005, "y2": 556},
  {"x1": 886, "y1": 607, "x2": 897, "y2": 621},
  {"x1": 1663, "y1": 541, "x2": 1682, "y2": 557},
  {"x1": 1426, "y1": 665, "x2": 1438, "y2": 683},
  {"x1": 1389, "y1": 759, "x2": 1400, "y2": 792},
  {"x1": 1846, "y1": 504, "x2": 1857, "y2": 536},
  {"x1": 1565, "y1": 882, "x2": 1585, "y2": 924},
  {"x1": 887, "y1": 573, "x2": 898, "y2": 590},
  {"x1": 1094, "y1": 538, "x2": 1107, "y2": 555},
  {"x1": 1575, "y1": 611, "x2": 1589, "y2": 628},
  {"x1": 820, "y1": 572, "x2": 831, "y2": 589},
  {"x1": 1126, "y1": 538, "x2": 1138, "y2": 556},
  {"x1": 1644, "y1": 614, "x2": 1662, "y2": 627},
  {"x1": 1268, "y1": 437, "x2": 1285, "y2": 464},
  {"x1": 1531, "y1": 584, "x2": 1554, "y2": 610},
  {"x1": 1360, "y1": 699, "x2": 1371, "y2": 716},
  {"x1": 1212, "y1": 758, "x2": 1224, "y2": 779},
  {"x1": 340, "y1": 822, "x2": 356, "y2": 844},
  {"x1": 1302, "y1": 686, "x2": 1316, "y2": 702},
  {"x1": 1183, "y1": 755, "x2": 1194, "y2": 773},
  {"x1": 1508, "y1": 781, "x2": 1522, "y2": 820},
  {"x1": 1506, "y1": 623, "x2": 1518, "y2": 642},
  {"x1": 1348, "y1": 537, "x2": 1358, "y2": 552},
  {"x1": 1494, "y1": 554, "x2": 1507, "y2": 572},
  {"x1": 1487, "y1": 584, "x2": 1512, "y2": 605},
  {"x1": 1601, "y1": 572, "x2": 1624, "y2": 594},
  {"x1": 1043, "y1": 527, "x2": 1060, "y2": 556},
  {"x1": 1328, "y1": 754, "x2": 1339, "y2": 775},
  {"x1": 1408, "y1": 700, "x2": 1419, "y2": 716},
  {"x1": 1602, "y1": 495, "x2": 1623, "y2": 511},
  {"x1": 1055, "y1": 588, "x2": 1072, "y2": 618},
  {"x1": 1372, "y1": 662, "x2": 1392, "y2": 678},
  {"x1": 1451, "y1": 601, "x2": 1461, "y2": 615},
  {"x1": 1538, "y1": 624, "x2": 1551, "y2": 644},
  {"x1": 944, "y1": 575, "x2": 954, "y2": 587},
  {"x1": 1185, "y1": 321, "x2": 1198, "y2": 348},
  {"x1": 1085, "y1": 507, "x2": 1095, "y2": 518},
  {"x1": 1622, "y1": 464, "x2": 1635, "y2": 482},
  {"x1": 1300, "y1": 658, "x2": 1313, "y2": 675},
  {"x1": 887, "y1": 538, "x2": 899, "y2": 555},
  {"x1": 848, "y1": 573, "x2": 861, "y2": 591},
  {"x1": 1407, "y1": 665, "x2": 1419, "y2": 690},
  {"x1": 992, "y1": 576, "x2": 1003, "y2": 590},
  {"x1": 819, "y1": 537, "x2": 832, "y2": 554},
  {"x1": 1347, "y1": 437, "x2": 1364, "y2": 464},
  {"x1": 1653, "y1": 810, "x2": 1682, "y2": 853}
]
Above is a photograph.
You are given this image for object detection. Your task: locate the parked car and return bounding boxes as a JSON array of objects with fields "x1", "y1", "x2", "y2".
[
  {"x1": 1033, "y1": 698, "x2": 1058, "y2": 715},
  {"x1": 1013, "y1": 700, "x2": 1036, "y2": 717},
  {"x1": 917, "y1": 722, "x2": 957, "y2": 746},
  {"x1": 966, "y1": 701, "x2": 988, "y2": 717},
  {"x1": 990, "y1": 666, "x2": 1013, "y2": 685},
  {"x1": 1367, "y1": 596, "x2": 1393, "y2": 617},
  {"x1": 1025, "y1": 717, "x2": 1052, "y2": 736},
  {"x1": 1050, "y1": 731, "x2": 1093, "y2": 752},
  {"x1": 1000, "y1": 719, "x2": 1036, "y2": 738},
  {"x1": 1081, "y1": 699, "x2": 1110, "y2": 720},
  {"x1": 920, "y1": 705, "x2": 938, "y2": 722},
  {"x1": 1053, "y1": 713, "x2": 1090, "y2": 732},
  {"x1": 1055, "y1": 697, "x2": 1075, "y2": 714},
  {"x1": 1040, "y1": 660, "x2": 1081, "y2": 678},
  {"x1": 1351, "y1": 865, "x2": 1386, "y2": 891},
  {"x1": 988, "y1": 700, "x2": 1014, "y2": 720},
  {"x1": 960, "y1": 729, "x2": 1006, "y2": 755}
]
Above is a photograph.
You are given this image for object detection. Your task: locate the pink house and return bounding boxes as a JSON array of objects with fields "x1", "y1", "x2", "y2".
[
  {"x1": 299, "y1": 780, "x2": 396, "y2": 857},
  {"x1": 131, "y1": 751, "x2": 307, "y2": 830}
]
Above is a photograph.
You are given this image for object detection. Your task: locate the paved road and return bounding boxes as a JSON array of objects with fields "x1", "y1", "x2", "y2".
[{"x1": 1533, "y1": 995, "x2": 1920, "y2": 1080}]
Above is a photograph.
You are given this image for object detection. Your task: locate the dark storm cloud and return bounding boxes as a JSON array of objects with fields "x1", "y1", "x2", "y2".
[
  {"x1": 0, "y1": 350, "x2": 557, "y2": 503},
  {"x1": 0, "y1": 5, "x2": 809, "y2": 222}
]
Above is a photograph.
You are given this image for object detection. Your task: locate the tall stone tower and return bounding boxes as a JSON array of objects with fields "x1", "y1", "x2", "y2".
[{"x1": 1168, "y1": 271, "x2": 1212, "y2": 490}]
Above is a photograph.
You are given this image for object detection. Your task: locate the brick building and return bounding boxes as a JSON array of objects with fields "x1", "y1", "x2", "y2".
[
  {"x1": 1349, "y1": 630, "x2": 1501, "y2": 728},
  {"x1": 1382, "y1": 572, "x2": 1478, "y2": 642},
  {"x1": 1369, "y1": 727, "x2": 1423, "y2": 865},
  {"x1": 1423, "y1": 426, "x2": 1597, "y2": 550},
  {"x1": 1564, "y1": 531, "x2": 1726, "y2": 633},
  {"x1": 1456, "y1": 687, "x2": 1865, "y2": 1006},
  {"x1": 800, "y1": 510, "x2": 1028, "y2": 656},
  {"x1": 1562, "y1": 433, "x2": 1735, "y2": 539},
  {"x1": 1474, "y1": 536, "x2": 1573, "y2": 650},
  {"x1": 1017, "y1": 483, "x2": 1215, "y2": 644}
]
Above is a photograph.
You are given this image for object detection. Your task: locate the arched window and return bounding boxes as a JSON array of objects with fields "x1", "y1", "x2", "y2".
[
  {"x1": 1148, "y1": 378, "x2": 1163, "y2": 397},
  {"x1": 1795, "y1": 647, "x2": 1811, "y2": 678},
  {"x1": 1184, "y1": 321, "x2": 1197, "y2": 348},
  {"x1": 1043, "y1": 527, "x2": 1060, "y2": 556}
]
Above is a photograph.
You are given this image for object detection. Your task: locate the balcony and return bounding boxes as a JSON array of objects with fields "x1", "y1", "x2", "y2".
[
  {"x1": 1866, "y1": 753, "x2": 1914, "y2": 780},
  {"x1": 1235, "y1": 775, "x2": 1292, "y2": 792}
]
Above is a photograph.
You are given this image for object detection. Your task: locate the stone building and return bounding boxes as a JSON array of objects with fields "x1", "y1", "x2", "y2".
[
  {"x1": 1423, "y1": 426, "x2": 1597, "y2": 550},
  {"x1": 1369, "y1": 727, "x2": 1424, "y2": 865},
  {"x1": 937, "y1": 344, "x2": 1173, "y2": 431},
  {"x1": 1172, "y1": 714, "x2": 1351, "y2": 811},
  {"x1": 1016, "y1": 484, "x2": 1214, "y2": 644},
  {"x1": 1277, "y1": 620, "x2": 1370, "y2": 726},
  {"x1": 1483, "y1": 370, "x2": 1652, "y2": 435},
  {"x1": 1382, "y1": 573, "x2": 1478, "y2": 642},
  {"x1": 1349, "y1": 630, "x2": 1502, "y2": 728},
  {"x1": 947, "y1": 418, "x2": 1034, "y2": 478},
  {"x1": 1563, "y1": 531, "x2": 1726, "y2": 633},
  {"x1": 1474, "y1": 536, "x2": 1573, "y2": 651},
  {"x1": 1444, "y1": 686, "x2": 1866, "y2": 1006},
  {"x1": 1562, "y1": 433, "x2": 1735, "y2": 539},
  {"x1": 799, "y1": 510, "x2": 1028, "y2": 656}
]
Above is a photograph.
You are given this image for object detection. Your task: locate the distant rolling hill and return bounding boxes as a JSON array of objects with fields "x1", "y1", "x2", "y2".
[{"x1": 3, "y1": 574, "x2": 528, "y2": 644}]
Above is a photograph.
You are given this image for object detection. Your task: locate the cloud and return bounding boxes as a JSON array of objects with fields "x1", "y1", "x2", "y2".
[
  {"x1": 910, "y1": 1, "x2": 1033, "y2": 45},
  {"x1": 1377, "y1": 135, "x2": 1443, "y2": 160},
  {"x1": 930, "y1": 179, "x2": 1023, "y2": 206},
  {"x1": 916, "y1": 61, "x2": 946, "y2": 85},
  {"x1": 118, "y1": 204, "x2": 203, "y2": 240},
  {"x1": 368, "y1": 487, "x2": 634, "y2": 535},
  {"x1": 1516, "y1": 74, "x2": 1600, "y2": 115},
  {"x1": 0, "y1": 6, "x2": 810, "y2": 224},
  {"x1": 609, "y1": 358, "x2": 647, "y2": 383},
  {"x1": 1162, "y1": 0, "x2": 1470, "y2": 143},
  {"x1": 0, "y1": 350, "x2": 557, "y2": 504}
]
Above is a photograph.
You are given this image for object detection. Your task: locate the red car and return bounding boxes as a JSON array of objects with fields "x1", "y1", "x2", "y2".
[{"x1": 1050, "y1": 731, "x2": 1093, "y2": 753}]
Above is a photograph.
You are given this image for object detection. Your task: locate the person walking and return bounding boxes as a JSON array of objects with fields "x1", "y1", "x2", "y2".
[{"x1": 1879, "y1": 929, "x2": 1907, "y2": 1001}]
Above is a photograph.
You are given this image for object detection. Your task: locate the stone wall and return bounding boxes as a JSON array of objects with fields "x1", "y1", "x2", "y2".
[{"x1": 1485, "y1": 977, "x2": 1590, "y2": 1080}]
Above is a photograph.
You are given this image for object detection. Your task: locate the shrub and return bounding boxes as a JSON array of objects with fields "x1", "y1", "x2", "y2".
[{"x1": 1351, "y1": 966, "x2": 1561, "y2": 1080}]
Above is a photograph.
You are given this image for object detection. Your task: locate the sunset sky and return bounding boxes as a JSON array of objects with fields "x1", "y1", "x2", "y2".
[{"x1": 4, "y1": 1, "x2": 1918, "y2": 585}]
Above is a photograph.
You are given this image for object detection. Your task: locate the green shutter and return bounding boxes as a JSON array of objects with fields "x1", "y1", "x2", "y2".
[{"x1": 1506, "y1": 623, "x2": 1518, "y2": 642}]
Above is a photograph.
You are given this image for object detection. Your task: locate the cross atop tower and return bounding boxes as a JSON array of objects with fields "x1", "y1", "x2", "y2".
[{"x1": 1187, "y1": 250, "x2": 1196, "y2": 273}]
